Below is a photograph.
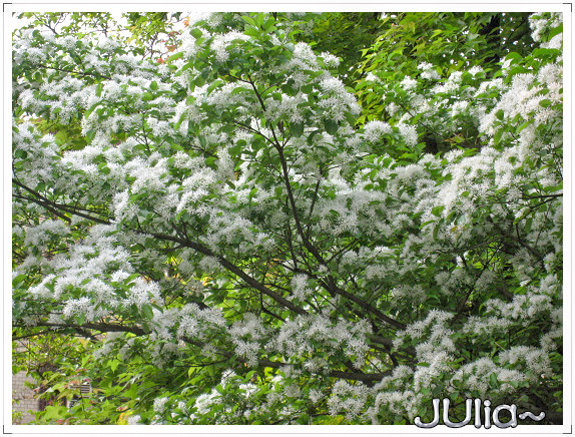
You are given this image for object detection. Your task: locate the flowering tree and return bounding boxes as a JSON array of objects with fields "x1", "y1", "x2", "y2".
[{"x1": 12, "y1": 12, "x2": 563, "y2": 425}]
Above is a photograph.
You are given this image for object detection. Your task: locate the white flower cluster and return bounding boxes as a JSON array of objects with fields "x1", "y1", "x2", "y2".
[{"x1": 272, "y1": 314, "x2": 371, "y2": 369}]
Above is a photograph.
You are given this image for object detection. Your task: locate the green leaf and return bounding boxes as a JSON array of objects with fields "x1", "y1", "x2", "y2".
[
  {"x1": 489, "y1": 373, "x2": 499, "y2": 389},
  {"x1": 241, "y1": 15, "x2": 257, "y2": 27},
  {"x1": 324, "y1": 119, "x2": 338, "y2": 135},
  {"x1": 42, "y1": 405, "x2": 69, "y2": 420},
  {"x1": 431, "y1": 206, "x2": 445, "y2": 217},
  {"x1": 207, "y1": 79, "x2": 223, "y2": 93},
  {"x1": 12, "y1": 274, "x2": 27, "y2": 288},
  {"x1": 231, "y1": 86, "x2": 248, "y2": 95},
  {"x1": 168, "y1": 52, "x2": 184, "y2": 62},
  {"x1": 517, "y1": 120, "x2": 533, "y2": 132},
  {"x1": 290, "y1": 122, "x2": 304, "y2": 137},
  {"x1": 205, "y1": 157, "x2": 217, "y2": 168},
  {"x1": 433, "y1": 219, "x2": 443, "y2": 241},
  {"x1": 190, "y1": 28, "x2": 203, "y2": 39},
  {"x1": 548, "y1": 24, "x2": 563, "y2": 40},
  {"x1": 244, "y1": 27, "x2": 260, "y2": 38},
  {"x1": 109, "y1": 359, "x2": 121, "y2": 372},
  {"x1": 76, "y1": 313, "x2": 86, "y2": 325},
  {"x1": 142, "y1": 304, "x2": 154, "y2": 320}
]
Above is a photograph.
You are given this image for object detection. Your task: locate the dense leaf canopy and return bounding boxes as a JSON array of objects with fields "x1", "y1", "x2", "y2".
[{"x1": 12, "y1": 12, "x2": 563, "y2": 425}]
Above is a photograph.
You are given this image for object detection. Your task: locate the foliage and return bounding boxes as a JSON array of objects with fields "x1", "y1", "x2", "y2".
[
  {"x1": 355, "y1": 13, "x2": 536, "y2": 130},
  {"x1": 292, "y1": 13, "x2": 385, "y2": 85},
  {"x1": 12, "y1": 12, "x2": 563, "y2": 425}
]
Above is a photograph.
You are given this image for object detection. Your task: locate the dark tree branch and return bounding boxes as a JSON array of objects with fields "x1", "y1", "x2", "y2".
[
  {"x1": 13, "y1": 179, "x2": 110, "y2": 224},
  {"x1": 14, "y1": 321, "x2": 146, "y2": 336},
  {"x1": 148, "y1": 229, "x2": 309, "y2": 316}
]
